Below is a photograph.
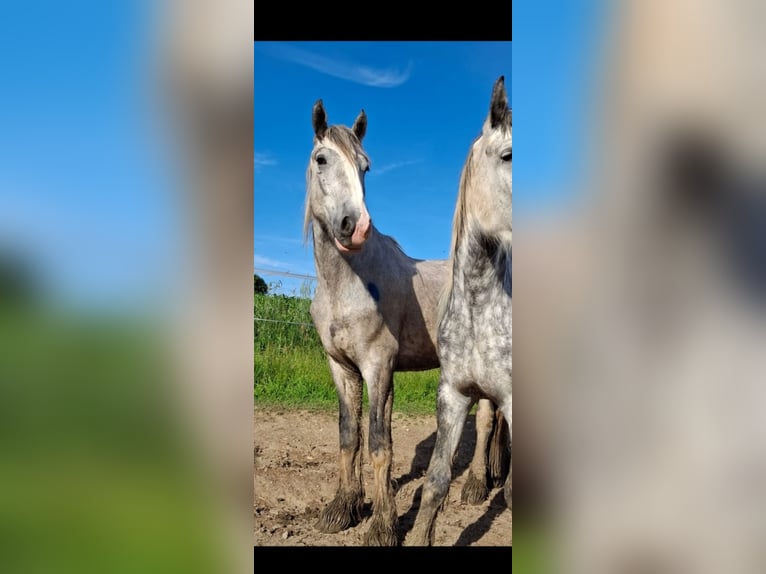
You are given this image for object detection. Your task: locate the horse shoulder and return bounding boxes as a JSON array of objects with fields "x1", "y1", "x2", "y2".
[{"x1": 311, "y1": 282, "x2": 393, "y2": 357}]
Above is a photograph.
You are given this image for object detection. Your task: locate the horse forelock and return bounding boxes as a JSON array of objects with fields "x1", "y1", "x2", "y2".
[
  {"x1": 303, "y1": 125, "x2": 369, "y2": 244},
  {"x1": 325, "y1": 125, "x2": 367, "y2": 165}
]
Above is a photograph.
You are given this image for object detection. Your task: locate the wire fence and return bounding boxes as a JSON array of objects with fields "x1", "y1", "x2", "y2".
[
  {"x1": 253, "y1": 316, "x2": 314, "y2": 327},
  {"x1": 253, "y1": 268, "x2": 316, "y2": 282},
  {"x1": 254, "y1": 266, "x2": 317, "y2": 301},
  {"x1": 254, "y1": 267, "x2": 318, "y2": 331}
]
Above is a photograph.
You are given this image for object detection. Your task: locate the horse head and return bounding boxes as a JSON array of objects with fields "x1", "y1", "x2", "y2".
[{"x1": 305, "y1": 99, "x2": 372, "y2": 253}]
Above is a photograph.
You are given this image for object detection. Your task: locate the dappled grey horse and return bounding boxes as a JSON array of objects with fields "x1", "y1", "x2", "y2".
[
  {"x1": 304, "y1": 99, "x2": 506, "y2": 545},
  {"x1": 407, "y1": 76, "x2": 513, "y2": 546}
]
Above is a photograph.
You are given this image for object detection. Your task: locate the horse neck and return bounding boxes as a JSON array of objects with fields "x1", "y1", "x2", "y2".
[
  {"x1": 310, "y1": 219, "x2": 386, "y2": 288},
  {"x1": 450, "y1": 224, "x2": 512, "y2": 309}
]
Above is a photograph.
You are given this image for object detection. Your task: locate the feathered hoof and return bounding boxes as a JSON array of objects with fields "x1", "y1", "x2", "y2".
[
  {"x1": 314, "y1": 492, "x2": 363, "y2": 533},
  {"x1": 363, "y1": 515, "x2": 399, "y2": 546},
  {"x1": 461, "y1": 471, "x2": 489, "y2": 505}
]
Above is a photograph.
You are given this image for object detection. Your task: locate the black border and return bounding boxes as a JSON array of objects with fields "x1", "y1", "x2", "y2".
[{"x1": 254, "y1": 1, "x2": 512, "y2": 42}]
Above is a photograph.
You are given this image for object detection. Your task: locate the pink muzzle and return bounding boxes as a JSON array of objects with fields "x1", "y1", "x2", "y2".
[{"x1": 334, "y1": 207, "x2": 371, "y2": 253}]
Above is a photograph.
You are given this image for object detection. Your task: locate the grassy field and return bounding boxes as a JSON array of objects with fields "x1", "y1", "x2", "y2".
[
  {"x1": 0, "y1": 306, "x2": 228, "y2": 572},
  {"x1": 253, "y1": 292, "x2": 442, "y2": 415}
]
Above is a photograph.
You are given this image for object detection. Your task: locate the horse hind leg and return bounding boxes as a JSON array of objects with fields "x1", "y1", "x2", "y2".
[
  {"x1": 488, "y1": 408, "x2": 511, "y2": 488},
  {"x1": 461, "y1": 398, "x2": 494, "y2": 505},
  {"x1": 315, "y1": 358, "x2": 365, "y2": 534},
  {"x1": 499, "y1": 403, "x2": 512, "y2": 510},
  {"x1": 504, "y1": 464, "x2": 512, "y2": 510},
  {"x1": 406, "y1": 382, "x2": 473, "y2": 546}
]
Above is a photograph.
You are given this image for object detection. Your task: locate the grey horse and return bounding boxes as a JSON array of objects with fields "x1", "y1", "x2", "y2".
[{"x1": 406, "y1": 76, "x2": 513, "y2": 546}]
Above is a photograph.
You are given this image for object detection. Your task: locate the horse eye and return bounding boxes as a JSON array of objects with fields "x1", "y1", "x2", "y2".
[
  {"x1": 316, "y1": 154, "x2": 327, "y2": 166},
  {"x1": 501, "y1": 150, "x2": 512, "y2": 162}
]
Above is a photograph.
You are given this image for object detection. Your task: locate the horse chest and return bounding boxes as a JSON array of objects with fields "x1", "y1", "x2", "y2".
[
  {"x1": 311, "y1": 289, "x2": 389, "y2": 363},
  {"x1": 439, "y1": 290, "x2": 512, "y2": 384}
]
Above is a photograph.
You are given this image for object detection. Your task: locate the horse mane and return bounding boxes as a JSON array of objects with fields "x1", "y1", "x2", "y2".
[
  {"x1": 303, "y1": 125, "x2": 370, "y2": 244},
  {"x1": 438, "y1": 106, "x2": 512, "y2": 323},
  {"x1": 438, "y1": 142, "x2": 476, "y2": 322},
  {"x1": 376, "y1": 229, "x2": 409, "y2": 258}
]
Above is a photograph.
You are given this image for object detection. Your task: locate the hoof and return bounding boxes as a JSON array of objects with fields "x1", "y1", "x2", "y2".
[
  {"x1": 314, "y1": 491, "x2": 363, "y2": 533},
  {"x1": 363, "y1": 514, "x2": 399, "y2": 546},
  {"x1": 461, "y1": 470, "x2": 489, "y2": 505}
]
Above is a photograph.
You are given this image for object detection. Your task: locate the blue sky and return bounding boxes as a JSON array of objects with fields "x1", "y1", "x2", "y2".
[
  {"x1": 512, "y1": 0, "x2": 603, "y2": 217},
  {"x1": 0, "y1": 5, "x2": 602, "y2": 306},
  {"x1": 0, "y1": 1, "x2": 175, "y2": 309},
  {"x1": 254, "y1": 41, "x2": 514, "y2": 295}
]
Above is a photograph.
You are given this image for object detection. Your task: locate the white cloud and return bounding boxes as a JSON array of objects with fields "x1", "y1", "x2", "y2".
[
  {"x1": 254, "y1": 152, "x2": 277, "y2": 171},
  {"x1": 253, "y1": 233, "x2": 303, "y2": 246},
  {"x1": 260, "y1": 43, "x2": 412, "y2": 88},
  {"x1": 371, "y1": 159, "x2": 422, "y2": 176}
]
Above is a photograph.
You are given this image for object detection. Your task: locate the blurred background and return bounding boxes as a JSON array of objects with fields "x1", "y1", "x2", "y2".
[
  {"x1": 3, "y1": 0, "x2": 766, "y2": 569},
  {"x1": 515, "y1": 0, "x2": 766, "y2": 572},
  {"x1": 0, "y1": 0, "x2": 252, "y2": 572}
]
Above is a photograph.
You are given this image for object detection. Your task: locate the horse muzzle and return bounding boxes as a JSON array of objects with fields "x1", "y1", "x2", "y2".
[{"x1": 335, "y1": 207, "x2": 371, "y2": 253}]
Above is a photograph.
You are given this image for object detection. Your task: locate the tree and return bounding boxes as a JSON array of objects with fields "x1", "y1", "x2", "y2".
[
  {"x1": 253, "y1": 273, "x2": 268, "y2": 295},
  {"x1": 0, "y1": 250, "x2": 39, "y2": 307}
]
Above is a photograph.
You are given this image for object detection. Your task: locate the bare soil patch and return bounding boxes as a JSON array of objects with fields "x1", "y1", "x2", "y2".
[{"x1": 254, "y1": 406, "x2": 512, "y2": 546}]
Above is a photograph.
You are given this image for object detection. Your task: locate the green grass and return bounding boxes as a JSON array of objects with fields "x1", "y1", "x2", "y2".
[
  {"x1": 511, "y1": 518, "x2": 555, "y2": 573},
  {"x1": 0, "y1": 306, "x2": 229, "y2": 573},
  {"x1": 254, "y1": 293, "x2": 441, "y2": 415}
]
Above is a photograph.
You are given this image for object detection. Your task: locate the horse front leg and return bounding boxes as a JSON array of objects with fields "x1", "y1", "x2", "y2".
[
  {"x1": 315, "y1": 358, "x2": 365, "y2": 533},
  {"x1": 406, "y1": 378, "x2": 473, "y2": 546},
  {"x1": 361, "y1": 360, "x2": 398, "y2": 546}
]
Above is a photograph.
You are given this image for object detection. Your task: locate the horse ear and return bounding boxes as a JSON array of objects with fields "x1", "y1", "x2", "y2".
[
  {"x1": 489, "y1": 76, "x2": 508, "y2": 128},
  {"x1": 312, "y1": 99, "x2": 327, "y2": 139},
  {"x1": 352, "y1": 109, "x2": 367, "y2": 142}
]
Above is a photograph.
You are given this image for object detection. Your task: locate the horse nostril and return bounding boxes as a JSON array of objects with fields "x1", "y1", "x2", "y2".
[{"x1": 340, "y1": 216, "x2": 355, "y2": 237}]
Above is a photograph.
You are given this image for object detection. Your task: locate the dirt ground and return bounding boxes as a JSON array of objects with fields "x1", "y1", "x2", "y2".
[{"x1": 254, "y1": 405, "x2": 512, "y2": 547}]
